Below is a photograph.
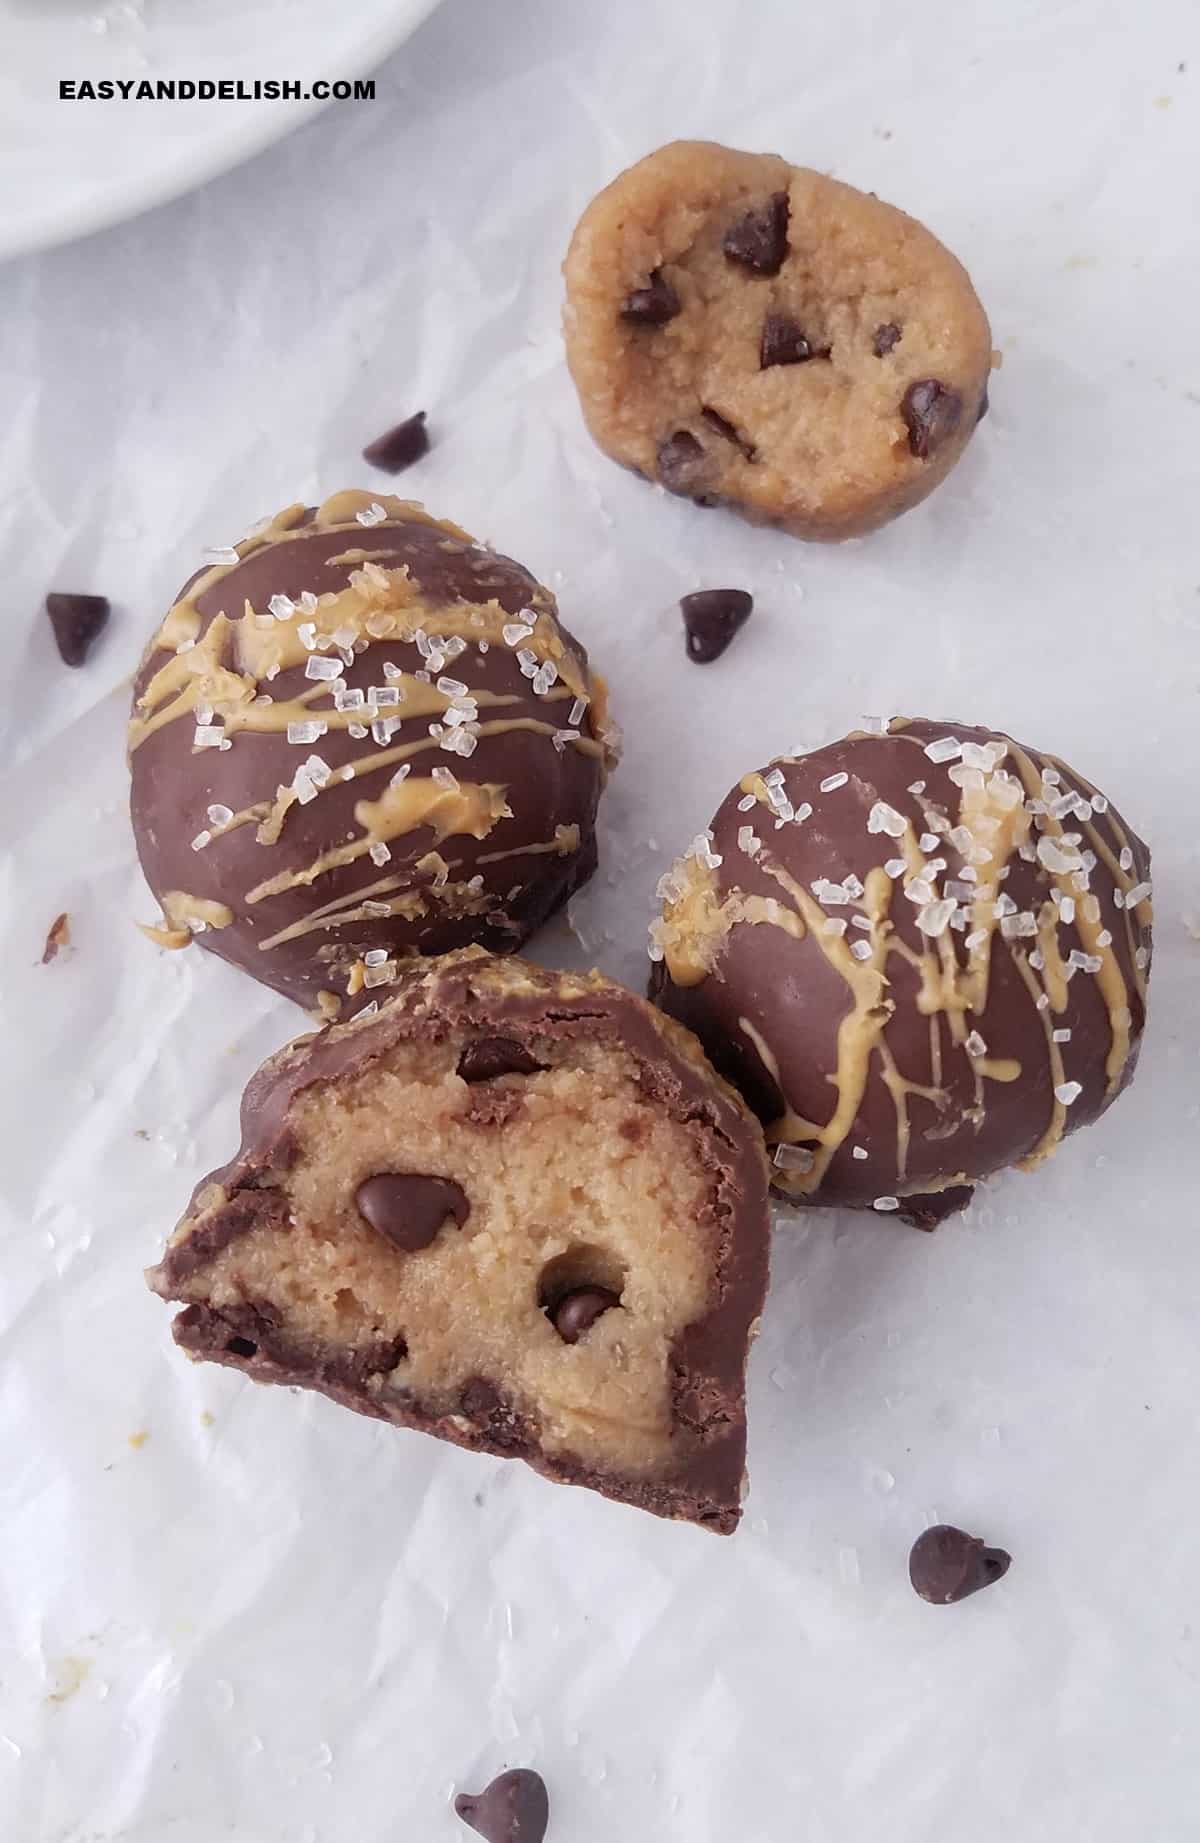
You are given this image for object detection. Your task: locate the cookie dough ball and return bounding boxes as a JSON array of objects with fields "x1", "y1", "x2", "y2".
[
  {"x1": 564, "y1": 141, "x2": 992, "y2": 540},
  {"x1": 649, "y1": 719, "x2": 1152, "y2": 1220},
  {"x1": 129, "y1": 494, "x2": 617, "y2": 1015},
  {"x1": 147, "y1": 951, "x2": 771, "y2": 1533}
]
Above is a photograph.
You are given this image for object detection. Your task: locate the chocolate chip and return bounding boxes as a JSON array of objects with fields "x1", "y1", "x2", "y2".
[
  {"x1": 656, "y1": 430, "x2": 715, "y2": 499},
  {"x1": 457, "y1": 1037, "x2": 543, "y2": 1083},
  {"x1": 760, "y1": 313, "x2": 828, "y2": 368},
  {"x1": 909, "y1": 1524, "x2": 1011, "y2": 1604},
  {"x1": 46, "y1": 592, "x2": 109, "y2": 668},
  {"x1": 459, "y1": 1377, "x2": 525, "y2": 1448},
  {"x1": 454, "y1": 1768, "x2": 549, "y2": 1843},
  {"x1": 901, "y1": 378, "x2": 963, "y2": 459},
  {"x1": 361, "y1": 411, "x2": 429, "y2": 474},
  {"x1": 40, "y1": 912, "x2": 70, "y2": 964},
  {"x1": 700, "y1": 407, "x2": 756, "y2": 461},
  {"x1": 550, "y1": 1286, "x2": 619, "y2": 1343},
  {"x1": 897, "y1": 1185, "x2": 975, "y2": 1230},
  {"x1": 872, "y1": 321, "x2": 902, "y2": 357},
  {"x1": 355, "y1": 1173, "x2": 469, "y2": 1251},
  {"x1": 226, "y1": 1335, "x2": 258, "y2": 1359},
  {"x1": 723, "y1": 191, "x2": 790, "y2": 274},
  {"x1": 680, "y1": 589, "x2": 754, "y2": 665},
  {"x1": 621, "y1": 269, "x2": 681, "y2": 325}
]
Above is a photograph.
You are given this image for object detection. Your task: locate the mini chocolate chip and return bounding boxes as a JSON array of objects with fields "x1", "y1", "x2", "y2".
[
  {"x1": 355, "y1": 1173, "x2": 469, "y2": 1251},
  {"x1": 760, "y1": 312, "x2": 828, "y2": 368},
  {"x1": 897, "y1": 1185, "x2": 975, "y2": 1230},
  {"x1": 680, "y1": 588, "x2": 754, "y2": 665},
  {"x1": 723, "y1": 191, "x2": 790, "y2": 274},
  {"x1": 909, "y1": 1524, "x2": 1011, "y2": 1604},
  {"x1": 551, "y1": 1286, "x2": 620, "y2": 1343},
  {"x1": 362, "y1": 411, "x2": 429, "y2": 474},
  {"x1": 901, "y1": 378, "x2": 964, "y2": 459},
  {"x1": 700, "y1": 406, "x2": 757, "y2": 461},
  {"x1": 621, "y1": 269, "x2": 681, "y2": 325},
  {"x1": 46, "y1": 592, "x2": 110, "y2": 668},
  {"x1": 457, "y1": 1037, "x2": 543, "y2": 1083},
  {"x1": 872, "y1": 321, "x2": 902, "y2": 357},
  {"x1": 454, "y1": 1769, "x2": 549, "y2": 1843},
  {"x1": 656, "y1": 430, "x2": 713, "y2": 497}
]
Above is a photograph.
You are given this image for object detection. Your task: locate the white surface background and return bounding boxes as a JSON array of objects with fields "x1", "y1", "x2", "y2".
[{"x1": 2, "y1": 2, "x2": 1199, "y2": 1839}]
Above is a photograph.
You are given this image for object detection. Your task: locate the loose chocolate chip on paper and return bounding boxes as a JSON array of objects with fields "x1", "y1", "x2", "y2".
[
  {"x1": 656, "y1": 430, "x2": 714, "y2": 497},
  {"x1": 551, "y1": 1286, "x2": 620, "y2": 1344},
  {"x1": 680, "y1": 588, "x2": 754, "y2": 665},
  {"x1": 361, "y1": 411, "x2": 429, "y2": 474},
  {"x1": 621, "y1": 269, "x2": 681, "y2": 325},
  {"x1": 355, "y1": 1173, "x2": 469, "y2": 1251},
  {"x1": 901, "y1": 378, "x2": 963, "y2": 458},
  {"x1": 40, "y1": 912, "x2": 71, "y2": 965},
  {"x1": 457, "y1": 1036, "x2": 544, "y2": 1083},
  {"x1": 872, "y1": 321, "x2": 902, "y2": 357},
  {"x1": 46, "y1": 592, "x2": 110, "y2": 668},
  {"x1": 454, "y1": 1768, "x2": 550, "y2": 1843},
  {"x1": 909, "y1": 1524, "x2": 1011, "y2": 1604},
  {"x1": 897, "y1": 1185, "x2": 975, "y2": 1230},
  {"x1": 760, "y1": 312, "x2": 828, "y2": 369},
  {"x1": 723, "y1": 190, "x2": 790, "y2": 274},
  {"x1": 701, "y1": 406, "x2": 757, "y2": 461}
]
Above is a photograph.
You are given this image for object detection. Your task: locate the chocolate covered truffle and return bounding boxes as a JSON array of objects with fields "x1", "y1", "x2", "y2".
[
  {"x1": 147, "y1": 951, "x2": 771, "y2": 1533},
  {"x1": 649, "y1": 718, "x2": 1152, "y2": 1218},
  {"x1": 129, "y1": 493, "x2": 617, "y2": 1015}
]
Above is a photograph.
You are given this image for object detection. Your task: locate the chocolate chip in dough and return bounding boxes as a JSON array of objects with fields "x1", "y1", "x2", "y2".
[
  {"x1": 872, "y1": 321, "x2": 902, "y2": 357},
  {"x1": 701, "y1": 406, "x2": 757, "y2": 461},
  {"x1": 46, "y1": 592, "x2": 110, "y2": 668},
  {"x1": 723, "y1": 191, "x2": 790, "y2": 274},
  {"x1": 760, "y1": 312, "x2": 829, "y2": 369},
  {"x1": 656, "y1": 430, "x2": 715, "y2": 498},
  {"x1": 550, "y1": 1287, "x2": 620, "y2": 1344},
  {"x1": 361, "y1": 411, "x2": 429, "y2": 474},
  {"x1": 454, "y1": 1768, "x2": 549, "y2": 1843},
  {"x1": 901, "y1": 378, "x2": 963, "y2": 459},
  {"x1": 909, "y1": 1524, "x2": 1011, "y2": 1604},
  {"x1": 355, "y1": 1173, "x2": 469, "y2": 1251},
  {"x1": 621, "y1": 269, "x2": 681, "y2": 325},
  {"x1": 457, "y1": 1037, "x2": 544, "y2": 1083},
  {"x1": 680, "y1": 588, "x2": 754, "y2": 665}
]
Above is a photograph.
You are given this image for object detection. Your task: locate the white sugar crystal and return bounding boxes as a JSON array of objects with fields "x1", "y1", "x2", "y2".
[
  {"x1": 363, "y1": 949, "x2": 388, "y2": 967},
  {"x1": 356, "y1": 502, "x2": 388, "y2": 527},
  {"x1": 206, "y1": 804, "x2": 233, "y2": 827},
  {"x1": 371, "y1": 717, "x2": 402, "y2": 745},
  {"x1": 1055, "y1": 1081, "x2": 1082, "y2": 1106},
  {"x1": 842, "y1": 874, "x2": 865, "y2": 899},
  {"x1": 515, "y1": 649, "x2": 539, "y2": 679},
  {"x1": 1068, "y1": 949, "x2": 1103, "y2": 973},
  {"x1": 945, "y1": 880, "x2": 975, "y2": 902},
  {"x1": 268, "y1": 593, "x2": 296, "y2": 621},
  {"x1": 1135, "y1": 945, "x2": 1150, "y2": 969},
  {"x1": 305, "y1": 655, "x2": 342, "y2": 682},
  {"x1": 193, "y1": 724, "x2": 225, "y2": 750},
  {"x1": 811, "y1": 878, "x2": 851, "y2": 905},
  {"x1": 369, "y1": 842, "x2": 392, "y2": 866},
  {"x1": 849, "y1": 938, "x2": 873, "y2": 961},
  {"x1": 1126, "y1": 880, "x2": 1152, "y2": 907},
  {"x1": 948, "y1": 763, "x2": 985, "y2": 792},
  {"x1": 287, "y1": 720, "x2": 326, "y2": 746},
  {"x1": 873, "y1": 1197, "x2": 900, "y2": 1212},
  {"x1": 532, "y1": 661, "x2": 559, "y2": 696},
  {"x1": 656, "y1": 869, "x2": 685, "y2": 904},
  {"x1": 907, "y1": 780, "x2": 926, "y2": 796},
  {"x1": 503, "y1": 622, "x2": 535, "y2": 648},
  {"x1": 995, "y1": 893, "x2": 1017, "y2": 917},
  {"x1": 1057, "y1": 894, "x2": 1076, "y2": 924},
  {"x1": 297, "y1": 592, "x2": 318, "y2": 615},
  {"x1": 823, "y1": 917, "x2": 848, "y2": 937},
  {"x1": 883, "y1": 858, "x2": 907, "y2": 879},
  {"x1": 370, "y1": 686, "x2": 403, "y2": 709},
  {"x1": 959, "y1": 741, "x2": 995, "y2": 770},
  {"x1": 431, "y1": 766, "x2": 458, "y2": 790},
  {"x1": 965, "y1": 1030, "x2": 988, "y2": 1056},
  {"x1": 965, "y1": 928, "x2": 987, "y2": 949},
  {"x1": 552, "y1": 729, "x2": 581, "y2": 753},
  {"x1": 1091, "y1": 793, "x2": 1109, "y2": 814},
  {"x1": 1037, "y1": 836, "x2": 1082, "y2": 874},
  {"x1": 382, "y1": 660, "x2": 403, "y2": 682},
  {"x1": 689, "y1": 832, "x2": 722, "y2": 869},
  {"x1": 819, "y1": 772, "x2": 849, "y2": 793},
  {"x1": 305, "y1": 754, "x2": 332, "y2": 788},
  {"x1": 203, "y1": 545, "x2": 239, "y2": 566},
  {"x1": 1082, "y1": 894, "x2": 1101, "y2": 923},
  {"x1": 916, "y1": 898, "x2": 956, "y2": 937},
  {"x1": 773, "y1": 1144, "x2": 815, "y2": 1172},
  {"x1": 1052, "y1": 1028, "x2": 1072, "y2": 1043},
  {"x1": 362, "y1": 900, "x2": 392, "y2": 918},
  {"x1": 292, "y1": 767, "x2": 318, "y2": 805},
  {"x1": 737, "y1": 826, "x2": 761, "y2": 857},
  {"x1": 763, "y1": 768, "x2": 786, "y2": 788},
  {"x1": 868, "y1": 801, "x2": 907, "y2": 837},
  {"x1": 904, "y1": 878, "x2": 935, "y2": 907},
  {"x1": 297, "y1": 622, "x2": 317, "y2": 651},
  {"x1": 737, "y1": 794, "x2": 758, "y2": 812},
  {"x1": 850, "y1": 914, "x2": 872, "y2": 930},
  {"x1": 1029, "y1": 947, "x2": 1046, "y2": 970},
  {"x1": 852, "y1": 1146, "x2": 868, "y2": 1161},
  {"x1": 569, "y1": 697, "x2": 588, "y2": 726},
  {"x1": 436, "y1": 676, "x2": 468, "y2": 698},
  {"x1": 1036, "y1": 991, "x2": 1050, "y2": 1009},
  {"x1": 363, "y1": 961, "x2": 397, "y2": 988},
  {"x1": 335, "y1": 687, "x2": 365, "y2": 711},
  {"x1": 793, "y1": 802, "x2": 813, "y2": 824},
  {"x1": 924, "y1": 736, "x2": 961, "y2": 764},
  {"x1": 1002, "y1": 912, "x2": 1037, "y2": 939},
  {"x1": 390, "y1": 764, "x2": 411, "y2": 788},
  {"x1": 348, "y1": 722, "x2": 368, "y2": 739},
  {"x1": 445, "y1": 729, "x2": 478, "y2": 757},
  {"x1": 190, "y1": 830, "x2": 211, "y2": 852},
  {"x1": 1097, "y1": 928, "x2": 1113, "y2": 947},
  {"x1": 332, "y1": 626, "x2": 357, "y2": 649},
  {"x1": 1041, "y1": 765, "x2": 1061, "y2": 786},
  {"x1": 918, "y1": 832, "x2": 940, "y2": 853}
]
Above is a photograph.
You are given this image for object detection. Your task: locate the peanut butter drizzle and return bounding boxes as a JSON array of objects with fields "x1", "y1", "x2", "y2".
[
  {"x1": 139, "y1": 890, "x2": 234, "y2": 948},
  {"x1": 477, "y1": 824, "x2": 581, "y2": 865},
  {"x1": 1008, "y1": 943, "x2": 1070, "y2": 1168},
  {"x1": 244, "y1": 780, "x2": 510, "y2": 904}
]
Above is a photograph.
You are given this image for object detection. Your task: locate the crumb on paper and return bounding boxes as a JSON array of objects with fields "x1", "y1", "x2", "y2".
[
  {"x1": 134, "y1": 1128, "x2": 150, "y2": 1141},
  {"x1": 127, "y1": 1430, "x2": 149, "y2": 1450},
  {"x1": 41, "y1": 913, "x2": 71, "y2": 964},
  {"x1": 200, "y1": 1411, "x2": 215, "y2": 1427},
  {"x1": 47, "y1": 1657, "x2": 92, "y2": 1706}
]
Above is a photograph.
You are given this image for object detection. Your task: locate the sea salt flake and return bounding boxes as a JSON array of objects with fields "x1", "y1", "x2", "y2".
[
  {"x1": 916, "y1": 898, "x2": 956, "y2": 937},
  {"x1": 569, "y1": 697, "x2": 588, "y2": 726},
  {"x1": 390, "y1": 765, "x2": 412, "y2": 788},
  {"x1": 812, "y1": 878, "x2": 851, "y2": 905},
  {"x1": 203, "y1": 545, "x2": 239, "y2": 566},
  {"x1": 907, "y1": 780, "x2": 926, "y2": 796},
  {"x1": 1052, "y1": 1028, "x2": 1072, "y2": 1043},
  {"x1": 1037, "y1": 836, "x2": 1083, "y2": 874},
  {"x1": 1055, "y1": 1080, "x2": 1083, "y2": 1105},
  {"x1": 1057, "y1": 894, "x2": 1076, "y2": 924},
  {"x1": 348, "y1": 722, "x2": 368, "y2": 739},
  {"x1": 883, "y1": 858, "x2": 907, "y2": 879},
  {"x1": 819, "y1": 772, "x2": 849, "y2": 793},
  {"x1": 206, "y1": 804, "x2": 234, "y2": 828},
  {"x1": 737, "y1": 794, "x2": 758, "y2": 812},
  {"x1": 190, "y1": 830, "x2": 211, "y2": 852},
  {"x1": 852, "y1": 1146, "x2": 868, "y2": 1160},
  {"x1": 431, "y1": 766, "x2": 458, "y2": 790},
  {"x1": 873, "y1": 1196, "x2": 900, "y2": 1212},
  {"x1": 965, "y1": 1030, "x2": 988, "y2": 1056},
  {"x1": 268, "y1": 593, "x2": 295, "y2": 621},
  {"x1": 334, "y1": 687, "x2": 365, "y2": 712},
  {"x1": 1091, "y1": 793, "x2": 1109, "y2": 814},
  {"x1": 552, "y1": 729, "x2": 581, "y2": 753},
  {"x1": 737, "y1": 826, "x2": 761, "y2": 857},
  {"x1": 363, "y1": 960, "x2": 397, "y2": 987},
  {"x1": 793, "y1": 802, "x2": 813, "y2": 824},
  {"x1": 369, "y1": 842, "x2": 392, "y2": 866},
  {"x1": 1126, "y1": 880, "x2": 1152, "y2": 907},
  {"x1": 849, "y1": 939, "x2": 873, "y2": 961},
  {"x1": 924, "y1": 736, "x2": 961, "y2": 764},
  {"x1": 364, "y1": 949, "x2": 388, "y2": 967},
  {"x1": 1135, "y1": 946, "x2": 1150, "y2": 969},
  {"x1": 305, "y1": 655, "x2": 342, "y2": 682},
  {"x1": 904, "y1": 878, "x2": 935, "y2": 907},
  {"x1": 824, "y1": 917, "x2": 848, "y2": 937},
  {"x1": 868, "y1": 801, "x2": 907, "y2": 838},
  {"x1": 965, "y1": 928, "x2": 987, "y2": 950},
  {"x1": 356, "y1": 503, "x2": 388, "y2": 527},
  {"x1": 193, "y1": 724, "x2": 225, "y2": 750},
  {"x1": 773, "y1": 1144, "x2": 815, "y2": 1172}
]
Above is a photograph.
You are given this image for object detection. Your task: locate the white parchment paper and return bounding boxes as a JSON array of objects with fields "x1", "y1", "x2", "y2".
[{"x1": 2, "y1": 1, "x2": 1199, "y2": 1837}]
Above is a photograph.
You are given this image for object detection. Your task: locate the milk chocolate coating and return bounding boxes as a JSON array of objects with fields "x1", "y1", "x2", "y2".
[
  {"x1": 651, "y1": 719, "x2": 1152, "y2": 1212},
  {"x1": 148, "y1": 953, "x2": 771, "y2": 1534},
  {"x1": 129, "y1": 505, "x2": 609, "y2": 1013}
]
